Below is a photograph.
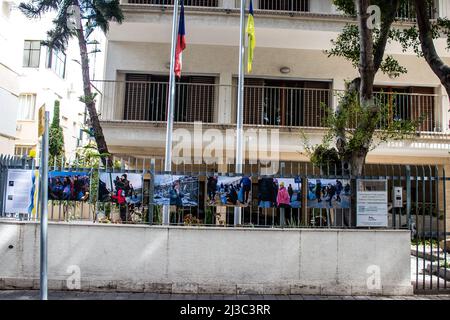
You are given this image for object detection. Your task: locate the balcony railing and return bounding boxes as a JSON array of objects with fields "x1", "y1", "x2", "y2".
[
  {"x1": 121, "y1": 0, "x2": 440, "y2": 20},
  {"x1": 396, "y1": 0, "x2": 438, "y2": 21},
  {"x1": 374, "y1": 91, "x2": 440, "y2": 132},
  {"x1": 92, "y1": 80, "x2": 445, "y2": 134},
  {"x1": 126, "y1": 0, "x2": 218, "y2": 6},
  {"x1": 235, "y1": 0, "x2": 309, "y2": 13}
]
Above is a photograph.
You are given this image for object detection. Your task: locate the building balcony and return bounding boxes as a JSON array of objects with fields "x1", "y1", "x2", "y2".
[
  {"x1": 93, "y1": 79, "x2": 447, "y2": 135},
  {"x1": 119, "y1": 0, "x2": 441, "y2": 20},
  {"x1": 110, "y1": 0, "x2": 444, "y2": 47}
]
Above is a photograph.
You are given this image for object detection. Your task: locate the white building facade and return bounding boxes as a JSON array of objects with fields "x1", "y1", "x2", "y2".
[
  {"x1": 0, "y1": 0, "x2": 88, "y2": 159},
  {"x1": 97, "y1": 0, "x2": 450, "y2": 168}
]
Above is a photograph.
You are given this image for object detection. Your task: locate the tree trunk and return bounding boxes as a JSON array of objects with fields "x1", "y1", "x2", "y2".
[
  {"x1": 415, "y1": 0, "x2": 450, "y2": 100},
  {"x1": 349, "y1": 0, "x2": 376, "y2": 176},
  {"x1": 373, "y1": 0, "x2": 400, "y2": 72},
  {"x1": 74, "y1": 1, "x2": 113, "y2": 167}
]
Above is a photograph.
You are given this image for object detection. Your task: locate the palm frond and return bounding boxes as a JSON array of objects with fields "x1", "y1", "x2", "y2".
[
  {"x1": 90, "y1": 0, "x2": 124, "y2": 33},
  {"x1": 19, "y1": 0, "x2": 61, "y2": 19},
  {"x1": 43, "y1": 0, "x2": 76, "y2": 50}
]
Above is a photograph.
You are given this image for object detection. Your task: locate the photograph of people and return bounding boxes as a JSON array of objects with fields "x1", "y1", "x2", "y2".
[
  {"x1": 257, "y1": 177, "x2": 301, "y2": 209},
  {"x1": 98, "y1": 173, "x2": 143, "y2": 223},
  {"x1": 48, "y1": 172, "x2": 90, "y2": 201},
  {"x1": 205, "y1": 176, "x2": 252, "y2": 207},
  {"x1": 307, "y1": 179, "x2": 351, "y2": 209},
  {"x1": 153, "y1": 175, "x2": 199, "y2": 207}
]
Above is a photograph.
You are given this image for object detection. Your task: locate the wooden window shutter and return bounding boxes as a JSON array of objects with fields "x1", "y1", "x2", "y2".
[
  {"x1": 124, "y1": 74, "x2": 151, "y2": 121},
  {"x1": 409, "y1": 86, "x2": 435, "y2": 132},
  {"x1": 303, "y1": 81, "x2": 330, "y2": 127},
  {"x1": 259, "y1": 0, "x2": 309, "y2": 12},
  {"x1": 244, "y1": 78, "x2": 264, "y2": 125}
]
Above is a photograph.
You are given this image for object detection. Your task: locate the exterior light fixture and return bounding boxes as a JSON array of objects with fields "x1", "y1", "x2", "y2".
[
  {"x1": 165, "y1": 62, "x2": 171, "y2": 70},
  {"x1": 280, "y1": 67, "x2": 291, "y2": 74}
]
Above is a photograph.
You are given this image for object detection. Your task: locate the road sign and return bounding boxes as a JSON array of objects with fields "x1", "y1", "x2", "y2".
[{"x1": 38, "y1": 105, "x2": 45, "y2": 137}]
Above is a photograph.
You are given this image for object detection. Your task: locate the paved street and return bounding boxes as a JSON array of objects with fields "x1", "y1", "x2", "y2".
[{"x1": 0, "y1": 290, "x2": 449, "y2": 300}]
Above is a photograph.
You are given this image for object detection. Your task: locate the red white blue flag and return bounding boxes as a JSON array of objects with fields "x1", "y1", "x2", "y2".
[{"x1": 175, "y1": 0, "x2": 186, "y2": 78}]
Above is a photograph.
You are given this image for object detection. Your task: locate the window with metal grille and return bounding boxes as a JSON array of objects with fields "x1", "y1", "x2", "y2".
[
  {"x1": 124, "y1": 74, "x2": 216, "y2": 123},
  {"x1": 258, "y1": 0, "x2": 309, "y2": 12},
  {"x1": 17, "y1": 93, "x2": 37, "y2": 121},
  {"x1": 23, "y1": 40, "x2": 41, "y2": 68},
  {"x1": 238, "y1": 78, "x2": 331, "y2": 127},
  {"x1": 396, "y1": 0, "x2": 437, "y2": 21},
  {"x1": 126, "y1": 0, "x2": 218, "y2": 6},
  {"x1": 374, "y1": 86, "x2": 437, "y2": 132}
]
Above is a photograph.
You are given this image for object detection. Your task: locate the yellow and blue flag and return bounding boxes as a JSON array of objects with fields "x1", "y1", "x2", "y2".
[{"x1": 246, "y1": 0, "x2": 255, "y2": 73}]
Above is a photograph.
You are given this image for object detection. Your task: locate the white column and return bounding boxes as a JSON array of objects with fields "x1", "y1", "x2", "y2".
[{"x1": 218, "y1": 72, "x2": 233, "y2": 124}]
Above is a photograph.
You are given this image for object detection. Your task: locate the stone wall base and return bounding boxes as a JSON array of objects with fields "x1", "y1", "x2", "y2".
[{"x1": 0, "y1": 278, "x2": 414, "y2": 296}]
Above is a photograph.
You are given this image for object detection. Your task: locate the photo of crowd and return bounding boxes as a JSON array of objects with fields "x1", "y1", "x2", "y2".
[
  {"x1": 257, "y1": 177, "x2": 302, "y2": 209},
  {"x1": 153, "y1": 175, "x2": 199, "y2": 207},
  {"x1": 48, "y1": 171, "x2": 90, "y2": 201},
  {"x1": 98, "y1": 173, "x2": 143, "y2": 222},
  {"x1": 307, "y1": 179, "x2": 351, "y2": 209},
  {"x1": 206, "y1": 176, "x2": 252, "y2": 207}
]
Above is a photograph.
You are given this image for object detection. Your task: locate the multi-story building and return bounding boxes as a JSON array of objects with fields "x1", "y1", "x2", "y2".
[
  {"x1": 0, "y1": 0, "x2": 20, "y2": 154},
  {"x1": 0, "y1": 0, "x2": 89, "y2": 159},
  {"x1": 96, "y1": 0, "x2": 450, "y2": 169}
]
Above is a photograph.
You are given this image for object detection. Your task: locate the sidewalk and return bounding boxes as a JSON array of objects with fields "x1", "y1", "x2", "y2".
[{"x1": 1, "y1": 290, "x2": 449, "y2": 300}]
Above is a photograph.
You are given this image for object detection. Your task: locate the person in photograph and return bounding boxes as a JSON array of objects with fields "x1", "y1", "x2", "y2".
[
  {"x1": 49, "y1": 177, "x2": 63, "y2": 199},
  {"x1": 73, "y1": 175, "x2": 84, "y2": 200},
  {"x1": 277, "y1": 182, "x2": 291, "y2": 209},
  {"x1": 315, "y1": 180, "x2": 322, "y2": 203},
  {"x1": 344, "y1": 182, "x2": 351, "y2": 195},
  {"x1": 228, "y1": 185, "x2": 238, "y2": 205},
  {"x1": 326, "y1": 183, "x2": 336, "y2": 207},
  {"x1": 169, "y1": 180, "x2": 184, "y2": 208},
  {"x1": 111, "y1": 188, "x2": 127, "y2": 222},
  {"x1": 258, "y1": 177, "x2": 275, "y2": 208},
  {"x1": 240, "y1": 176, "x2": 252, "y2": 204},
  {"x1": 98, "y1": 179, "x2": 109, "y2": 201},
  {"x1": 121, "y1": 174, "x2": 131, "y2": 196},
  {"x1": 62, "y1": 177, "x2": 72, "y2": 200},
  {"x1": 288, "y1": 184, "x2": 294, "y2": 201},
  {"x1": 272, "y1": 179, "x2": 279, "y2": 205},
  {"x1": 207, "y1": 176, "x2": 218, "y2": 204},
  {"x1": 219, "y1": 183, "x2": 227, "y2": 204},
  {"x1": 335, "y1": 180, "x2": 343, "y2": 203},
  {"x1": 114, "y1": 176, "x2": 123, "y2": 190}
]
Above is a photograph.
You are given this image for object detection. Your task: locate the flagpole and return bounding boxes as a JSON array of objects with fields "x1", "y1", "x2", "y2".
[
  {"x1": 234, "y1": 0, "x2": 246, "y2": 226},
  {"x1": 163, "y1": 0, "x2": 180, "y2": 225}
]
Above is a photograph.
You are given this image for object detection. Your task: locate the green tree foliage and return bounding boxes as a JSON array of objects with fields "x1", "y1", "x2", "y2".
[
  {"x1": 19, "y1": 0, "x2": 124, "y2": 166},
  {"x1": 302, "y1": 92, "x2": 421, "y2": 170},
  {"x1": 19, "y1": 0, "x2": 124, "y2": 51},
  {"x1": 329, "y1": 0, "x2": 450, "y2": 79},
  {"x1": 303, "y1": 0, "x2": 449, "y2": 174},
  {"x1": 49, "y1": 100, "x2": 65, "y2": 163}
]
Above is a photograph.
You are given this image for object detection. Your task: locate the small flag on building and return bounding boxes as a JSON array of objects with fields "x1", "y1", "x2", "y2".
[
  {"x1": 175, "y1": 0, "x2": 186, "y2": 78},
  {"x1": 246, "y1": 0, "x2": 256, "y2": 73}
]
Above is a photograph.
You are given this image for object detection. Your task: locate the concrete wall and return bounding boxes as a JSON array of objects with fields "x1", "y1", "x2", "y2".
[{"x1": 0, "y1": 221, "x2": 413, "y2": 295}]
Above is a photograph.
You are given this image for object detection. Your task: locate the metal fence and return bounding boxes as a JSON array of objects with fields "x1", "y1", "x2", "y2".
[
  {"x1": 0, "y1": 155, "x2": 449, "y2": 293},
  {"x1": 0, "y1": 155, "x2": 446, "y2": 231}
]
